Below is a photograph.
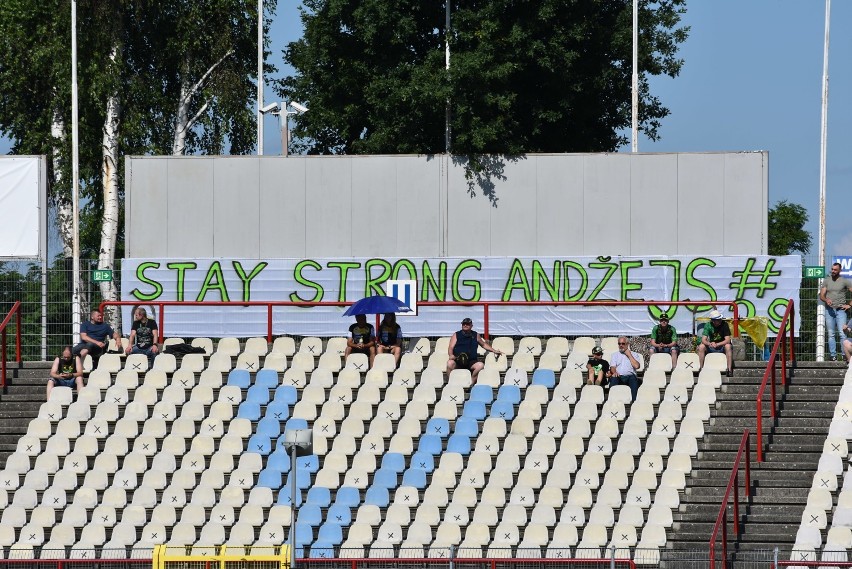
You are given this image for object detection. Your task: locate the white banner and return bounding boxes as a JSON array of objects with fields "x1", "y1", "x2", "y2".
[
  {"x1": 0, "y1": 157, "x2": 42, "y2": 258},
  {"x1": 120, "y1": 256, "x2": 802, "y2": 338}
]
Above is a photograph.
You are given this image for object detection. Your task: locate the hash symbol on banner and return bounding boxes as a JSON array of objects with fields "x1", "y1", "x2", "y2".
[{"x1": 730, "y1": 258, "x2": 781, "y2": 299}]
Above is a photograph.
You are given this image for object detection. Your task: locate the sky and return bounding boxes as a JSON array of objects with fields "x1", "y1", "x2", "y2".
[{"x1": 2, "y1": 1, "x2": 849, "y2": 264}]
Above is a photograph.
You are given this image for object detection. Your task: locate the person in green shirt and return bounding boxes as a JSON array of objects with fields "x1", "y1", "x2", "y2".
[{"x1": 649, "y1": 313, "x2": 679, "y2": 368}]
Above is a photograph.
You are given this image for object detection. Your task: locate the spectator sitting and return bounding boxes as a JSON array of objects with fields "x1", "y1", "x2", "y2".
[
  {"x1": 649, "y1": 312, "x2": 679, "y2": 368},
  {"x1": 586, "y1": 346, "x2": 609, "y2": 386},
  {"x1": 377, "y1": 313, "x2": 403, "y2": 367},
  {"x1": 447, "y1": 317, "x2": 502, "y2": 384},
  {"x1": 47, "y1": 345, "x2": 84, "y2": 399},
  {"x1": 345, "y1": 314, "x2": 376, "y2": 368},
  {"x1": 609, "y1": 336, "x2": 642, "y2": 401},
  {"x1": 125, "y1": 307, "x2": 159, "y2": 368},
  {"x1": 72, "y1": 309, "x2": 122, "y2": 370},
  {"x1": 697, "y1": 309, "x2": 734, "y2": 377}
]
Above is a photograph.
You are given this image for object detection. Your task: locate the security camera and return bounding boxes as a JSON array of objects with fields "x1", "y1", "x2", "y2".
[
  {"x1": 260, "y1": 102, "x2": 280, "y2": 113},
  {"x1": 289, "y1": 101, "x2": 309, "y2": 113}
]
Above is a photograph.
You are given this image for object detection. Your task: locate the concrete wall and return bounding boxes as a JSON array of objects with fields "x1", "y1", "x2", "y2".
[{"x1": 126, "y1": 151, "x2": 768, "y2": 258}]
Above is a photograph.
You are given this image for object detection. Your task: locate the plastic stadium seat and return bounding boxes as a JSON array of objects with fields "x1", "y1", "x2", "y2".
[{"x1": 227, "y1": 369, "x2": 251, "y2": 388}]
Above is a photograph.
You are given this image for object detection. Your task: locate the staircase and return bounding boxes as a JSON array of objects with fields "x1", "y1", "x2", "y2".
[
  {"x1": 0, "y1": 361, "x2": 51, "y2": 467},
  {"x1": 671, "y1": 360, "x2": 846, "y2": 563}
]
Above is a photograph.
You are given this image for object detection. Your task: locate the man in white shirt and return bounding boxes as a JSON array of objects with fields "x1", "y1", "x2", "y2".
[{"x1": 609, "y1": 336, "x2": 642, "y2": 401}]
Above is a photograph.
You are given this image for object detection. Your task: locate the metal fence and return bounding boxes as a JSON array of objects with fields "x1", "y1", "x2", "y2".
[{"x1": 0, "y1": 258, "x2": 824, "y2": 363}]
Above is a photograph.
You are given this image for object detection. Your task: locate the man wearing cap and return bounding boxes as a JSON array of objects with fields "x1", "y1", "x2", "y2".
[
  {"x1": 649, "y1": 313, "x2": 679, "y2": 369},
  {"x1": 820, "y1": 263, "x2": 852, "y2": 361},
  {"x1": 698, "y1": 310, "x2": 733, "y2": 377},
  {"x1": 586, "y1": 346, "x2": 610, "y2": 386},
  {"x1": 447, "y1": 318, "x2": 502, "y2": 384},
  {"x1": 608, "y1": 336, "x2": 642, "y2": 401}
]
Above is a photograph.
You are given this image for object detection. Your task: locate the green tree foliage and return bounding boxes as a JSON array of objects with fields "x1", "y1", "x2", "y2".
[
  {"x1": 768, "y1": 200, "x2": 812, "y2": 256},
  {"x1": 280, "y1": 0, "x2": 688, "y2": 156},
  {"x1": 0, "y1": 0, "x2": 267, "y2": 255}
]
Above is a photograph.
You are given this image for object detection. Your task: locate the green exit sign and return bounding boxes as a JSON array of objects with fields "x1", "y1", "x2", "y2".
[
  {"x1": 804, "y1": 266, "x2": 825, "y2": 278},
  {"x1": 92, "y1": 269, "x2": 113, "y2": 282}
]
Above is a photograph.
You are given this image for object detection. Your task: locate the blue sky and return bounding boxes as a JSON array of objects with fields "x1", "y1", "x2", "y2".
[{"x1": 3, "y1": 1, "x2": 848, "y2": 263}]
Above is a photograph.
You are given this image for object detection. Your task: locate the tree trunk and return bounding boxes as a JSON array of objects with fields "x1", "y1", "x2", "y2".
[
  {"x1": 171, "y1": 50, "x2": 232, "y2": 155},
  {"x1": 99, "y1": 43, "x2": 122, "y2": 331}
]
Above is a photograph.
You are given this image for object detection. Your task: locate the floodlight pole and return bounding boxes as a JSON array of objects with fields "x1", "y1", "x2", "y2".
[
  {"x1": 71, "y1": 0, "x2": 81, "y2": 343},
  {"x1": 817, "y1": 0, "x2": 831, "y2": 361},
  {"x1": 289, "y1": 442, "x2": 297, "y2": 569},
  {"x1": 631, "y1": 0, "x2": 638, "y2": 152},
  {"x1": 257, "y1": 0, "x2": 264, "y2": 155}
]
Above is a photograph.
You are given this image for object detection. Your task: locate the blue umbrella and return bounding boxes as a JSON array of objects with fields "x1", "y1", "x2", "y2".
[{"x1": 342, "y1": 295, "x2": 412, "y2": 316}]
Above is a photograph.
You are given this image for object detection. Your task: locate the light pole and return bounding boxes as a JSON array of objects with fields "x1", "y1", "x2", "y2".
[
  {"x1": 260, "y1": 102, "x2": 309, "y2": 156},
  {"x1": 257, "y1": 0, "x2": 264, "y2": 155},
  {"x1": 281, "y1": 428, "x2": 311, "y2": 569}
]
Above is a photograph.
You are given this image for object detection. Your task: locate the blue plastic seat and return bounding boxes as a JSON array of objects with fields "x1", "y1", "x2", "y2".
[
  {"x1": 306, "y1": 486, "x2": 331, "y2": 507},
  {"x1": 417, "y1": 434, "x2": 443, "y2": 455},
  {"x1": 297, "y1": 504, "x2": 323, "y2": 527},
  {"x1": 274, "y1": 385, "x2": 298, "y2": 405},
  {"x1": 255, "y1": 369, "x2": 280, "y2": 388},
  {"x1": 276, "y1": 488, "x2": 303, "y2": 506},
  {"x1": 236, "y1": 402, "x2": 262, "y2": 421},
  {"x1": 327, "y1": 504, "x2": 351, "y2": 525},
  {"x1": 489, "y1": 400, "x2": 515, "y2": 420},
  {"x1": 246, "y1": 384, "x2": 271, "y2": 405},
  {"x1": 364, "y1": 485, "x2": 390, "y2": 507},
  {"x1": 454, "y1": 416, "x2": 479, "y2": 438},
  {"x1": 496, "y1": 385, "x2": 521, "y2": 404},
  {"x1": 409, "y1": 451, "x2": 435, "y2": 473},
  {"x1": 257, "y1": 468, "x2": 282, "y2": 489},
  {"x1": 309, "y1": 542, "x2": 335, "y2": 558},
  {"x1": 285, "y1": 418, "x2": 309, "y2": 431},
  {"x1": 461, "y1": 400, "x2": 486, "y2": 420},
  {"x1": 372, "y1": 468, "x2": 398, "y2": 489},
  {"x1": 316, "y1": 523, "x2": 343, "y2": 545},
  {"x1": 265, "y1": 400, "x2": 290, "y2": 421},
  {"x1": 380, "y1": 453, "x2": 406, "y2": 473},
  {"x1": 294, "y1": 523, "x2": 314, "y2": 546},
  {"x1": 469, "y1": 384, "x2": 494, "y2": 404},
  {"x1": 401, "y1": 468, "x2": 427, "y2": 488},
  {"x1": 267, "y1": 450, "x2": 291, "y2": 473},
  {"x1": 446, "y1": 434, "x2": 471, "y2": 455},
  {"x1": 532, "y1": 368, "x2": 556, "y2": 388},
  {"x1": 425, "y1": 417, "x2": 450, "y2": 438},
  {"x1": 296, "y1": 455, "x2": 320, "y2": 474},
  {"x1": 227, "y1": 369, "x2": 251, "y2": 388},
  {"x1": 247, "y1": 434, "x2": 272, "y2": 455},
  {"x1": 257, "y1": 416, "x2": 282, "y2": 439},
  {"x1": 285, "y1": 470, "x2": 313, "y2": 491},
  {"x1": 334, "y1": 486, "x2": 361, "y2": 508}
]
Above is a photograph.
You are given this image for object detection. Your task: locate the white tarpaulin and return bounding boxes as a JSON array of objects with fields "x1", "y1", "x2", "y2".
[
  {"x1": 121, "y1": 256, "x2": 802, "y2": 338},
  {"x1": 0, "y1": 157, "x2": 42, "y2": 258}
]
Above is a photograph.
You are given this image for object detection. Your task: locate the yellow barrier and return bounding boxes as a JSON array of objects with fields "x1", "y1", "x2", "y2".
[{"x1": 153, "y1": 545, "x2": 290, "y2": 569}]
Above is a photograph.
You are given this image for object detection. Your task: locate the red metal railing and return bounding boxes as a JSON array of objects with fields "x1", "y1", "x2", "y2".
[
  {"x1": 708, "y1": 430, "x2": 752, "y2": 569},
  {"x1": 755, "y1": 299, "x2": 796, "y2": 462},
  {"x1": 0, "y1": 301, "x2": 23, "y2": 388},
  {"x1": 100, "y1": 299, "x2": 741, "y2": 343}
]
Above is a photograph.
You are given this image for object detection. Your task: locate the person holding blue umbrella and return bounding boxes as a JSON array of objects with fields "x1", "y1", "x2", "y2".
[{"x1": 345, "y1": 314, "x2": 376, "y2": 367}]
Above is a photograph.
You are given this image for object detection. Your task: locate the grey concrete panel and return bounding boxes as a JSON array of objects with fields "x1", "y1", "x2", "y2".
[
  {"x1": 165, "y1": 158, "x2": 215, "y2": 257},
  {"x1": 584, "y1": 154, "x2": 631, "y2": 255},
  {"x1": 125, "y1": 157, "x2": 167, "y2": 258},
  {"x1": 447, "y1": 157, "x2": 492, "y2": 257},
  {"x1": 213, "y1": 158, "x2": 260, "y2": 257},
  {"x1": 490, "y1": 157, "x2": 538, "y2": 256},
  {"x1": 305, "y1": 158, "x2": 352, "y2": 256},
  {"x1": 351, "y1": 158, "x2": 398, "y2": 257},
  {"x1": 677, "y1": 153, "x2": 725, "y2": 256},
  {"x1": 259, "y1": 158, "x2": 307, "y2": 257},
  {"x1": 394, "y1": 157, "x2": 441, "y2": 257},
  {"x1": 724, "y1": 152, "x2": 767, "y2": 254},
  {"x1": 630, "y1": 153, "x2": 679, "y2": 256},
  {"x1": 536, "y1": 155, "x2": 585, "y2": 256}
]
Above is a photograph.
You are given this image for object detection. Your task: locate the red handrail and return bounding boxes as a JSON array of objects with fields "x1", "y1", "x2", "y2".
[
  {"x1": 99, "y1": 299, "x2": 742, "y2": 343},
  {"x1": 708, "y1": 430, "x2": 751, "y2": 569},
  {"x1": 0, "y1": 301, "x2": 23, "y2": 389},
  {"x1": 755, "y1": 299, "x2": 796, "y2": 462}
]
